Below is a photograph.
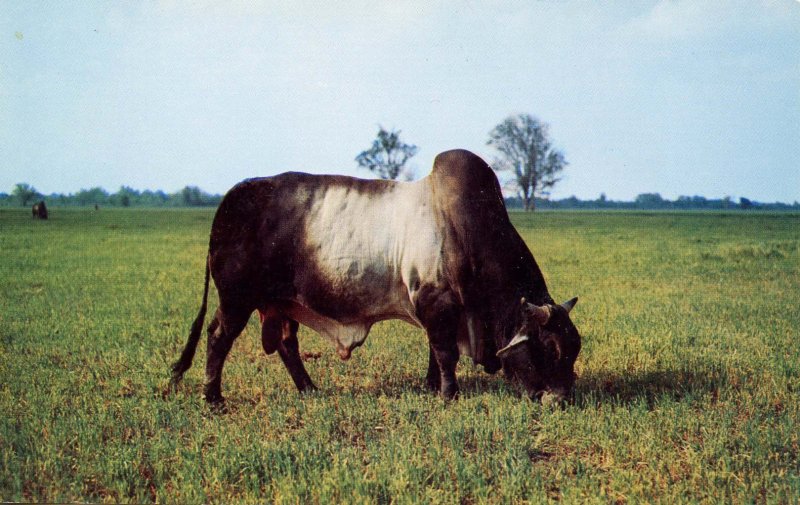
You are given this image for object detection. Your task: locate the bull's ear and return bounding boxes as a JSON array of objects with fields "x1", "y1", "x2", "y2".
[
  {"x1": 561, "y1": 297, "x2": 578, "y2": 313},
  {"x1": 496, "y1": 333, "x2": 529, "y2": 359}
]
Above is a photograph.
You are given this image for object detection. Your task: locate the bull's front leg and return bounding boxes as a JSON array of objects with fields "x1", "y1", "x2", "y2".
[
  {"x1": 415, "y1": 287, "x2": 461, "y2": 400},
  {"x1": 429, "y1": 335, "x2": 459, "y2": 399},
  {"x1": 425, "y1": 346, "x2": 441, "y2": 392}
]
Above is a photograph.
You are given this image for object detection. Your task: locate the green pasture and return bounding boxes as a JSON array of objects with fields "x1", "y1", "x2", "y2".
[{"x1": 1, "y1": 208, "x2": 798, "y2": 503}]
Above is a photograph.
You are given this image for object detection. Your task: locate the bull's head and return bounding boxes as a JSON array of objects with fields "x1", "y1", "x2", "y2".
[{"x1": 496, "y1": 297, "x2": 580, "y2": 403}]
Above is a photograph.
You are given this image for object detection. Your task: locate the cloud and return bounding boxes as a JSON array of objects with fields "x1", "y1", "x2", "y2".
[
  {"x1": 623, "y1": 1, "x2": 799, "y2": 42},
  {"x1": 626, "y1": 1, "x2": 721, "y2": 40}
]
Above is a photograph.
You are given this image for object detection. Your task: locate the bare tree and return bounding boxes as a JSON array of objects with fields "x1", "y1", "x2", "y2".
[
  {"x1": 487, "y1": 114, "x2": 567, "y2": 211},
  {"x1": 355, "y1": 127, "x2": 419, "y2": 180}
]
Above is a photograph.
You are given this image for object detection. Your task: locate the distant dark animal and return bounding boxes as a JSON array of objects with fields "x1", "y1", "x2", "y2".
[
  {"x1": 171, "y1": 149, "x2": 581, "y2": 405},
  {"x1": 32, "y1": 201, "x2": 48, "y2": 220}
]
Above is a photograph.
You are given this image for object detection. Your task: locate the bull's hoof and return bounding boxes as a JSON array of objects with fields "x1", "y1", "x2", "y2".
[
  {"x1": 169, "y1": 373, "x2": 184, "y2": 390},
  {"x1": 207, "y1": 399, "x2": 228, "y2": 414},
  {"x1": 538, "y1": 391, "x2": 568, "y2": 408},
  {"x1": 204, "y1": 395, "x2": 228, "y2": 414},
  {"x1": 441, "y1": 384, "x2": 459, "y2": 400},
  {"x1": 297, "y1": 382, "x2": 318, "y2": 394},
  {"x1": 166, "y1": 372, "x2": 187, "y2": 398},
  {"x1": 425, "y1": 375, "x2": 440, "y2": 392},
  {"x1": 203, "y1": 386, "x2": 225, "y2": 406}
]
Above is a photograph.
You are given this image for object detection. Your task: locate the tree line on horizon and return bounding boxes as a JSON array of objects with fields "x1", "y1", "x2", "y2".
[
  {"x1": 353, "y1": 116, "x2": 797, "y2": 212},
  {"x1": 506, "y1": 193, "x2": 799, "y2": 211},
  {"x1": 6, "y1": 113, "x2": 797, "y2": 211},
  {"x1": 3, "y1": 182, "x2": 795, "y2": 212},
  {"x1": 2, "y1": 183, "x2": 221, "y2": 208}
]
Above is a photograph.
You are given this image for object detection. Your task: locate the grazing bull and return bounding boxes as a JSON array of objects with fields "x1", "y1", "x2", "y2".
[
  {"x1": 32, "y1": 201, "x2": 48, "y2": 220},
  {"x1": 171, "y1": 149, "x2": 580, "y2": 404}
]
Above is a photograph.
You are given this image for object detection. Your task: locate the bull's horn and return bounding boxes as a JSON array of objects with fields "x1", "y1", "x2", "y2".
[
  {"x1": 496, "y1": 333, "x2": 529, "y2": 358},
  {"x1": 561, "y1": 297, "x2": 578, "y2": 313},
  {"x1": 529, "y1": 304, "x2": 552, "y2": 325}
]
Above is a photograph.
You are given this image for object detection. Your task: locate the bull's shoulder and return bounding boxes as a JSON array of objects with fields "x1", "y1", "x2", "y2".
[{"x1": 427, "y1": 150, "x2": 550, "y2": 303}]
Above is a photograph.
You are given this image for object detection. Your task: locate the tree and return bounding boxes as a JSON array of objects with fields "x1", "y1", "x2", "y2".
[
  {"x1": 114, "y1": 186, "x2": 139, "y2": 207},
  {"x1": 75, "y1": 187, "x2": 109, "y2": 206},
  {"x1": 635, "y1": 193, "x2": 665, "y2": 208},
  {"x1": 487, "y1": 114, "x2": 567, "y2": 211},
  {"x1": 355, "y1": 127, "x2": 419, "y2": 180},
  {"x1": 181, "y1": 186, "x2": 204, "y2": 206},
  {"x1": 178, "y1": 186, "x2": 221, "y2": 207},
  {"x1": 13, "y1": 183, "x2": 39, "y2": 206}
]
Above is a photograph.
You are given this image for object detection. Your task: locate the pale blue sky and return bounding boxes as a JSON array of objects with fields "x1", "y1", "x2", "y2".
[{"x1": 2, "y1": 1, "x2": 798, "y2": 202}]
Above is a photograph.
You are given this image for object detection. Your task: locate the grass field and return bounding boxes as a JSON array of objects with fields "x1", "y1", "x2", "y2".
[{"x1": 1, "y1": 208, "x2": 798, "y2": 503}]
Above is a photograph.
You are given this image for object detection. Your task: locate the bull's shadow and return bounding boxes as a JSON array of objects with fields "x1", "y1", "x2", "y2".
[
  {"x1": 572, "y1": 366, "x2": 728, "y2": 408},
  {"x1": 340, "y1": 371, "x2": 511, "y2": 399},
  {"x1": 343, "y1": 365, "x2": 727, "y2": 407}
]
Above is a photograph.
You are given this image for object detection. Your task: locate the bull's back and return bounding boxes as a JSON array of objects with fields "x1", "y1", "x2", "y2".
[{"x1": 209, "y1": 172, "x2": 443, "y2": 323}]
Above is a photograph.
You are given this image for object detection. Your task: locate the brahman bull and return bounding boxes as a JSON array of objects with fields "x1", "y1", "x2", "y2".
[{"x1": 172, "y1": 149, "x2": 580, "y2": 404}]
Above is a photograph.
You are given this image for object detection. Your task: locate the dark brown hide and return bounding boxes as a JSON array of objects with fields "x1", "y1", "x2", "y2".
[
  {"x1": 171, "y1": 149, "x2": 581, "y2": 404},
  {"x1": 427, "y1": 150, "x2": 580, "y2": 399}
]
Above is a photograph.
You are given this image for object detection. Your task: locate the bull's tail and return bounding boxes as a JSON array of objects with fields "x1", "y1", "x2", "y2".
[{"x1": 171, "y1": 255, "x2": 211, "y2": 384}]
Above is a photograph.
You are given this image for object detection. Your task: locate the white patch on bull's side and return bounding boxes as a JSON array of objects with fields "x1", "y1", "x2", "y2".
[{"x1": 299, "y1": 178, "x2": 444, "y2": 354}]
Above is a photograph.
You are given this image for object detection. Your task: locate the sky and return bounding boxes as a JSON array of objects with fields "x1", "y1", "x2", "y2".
[{"x1": 2, "y1": 1, "x2": 799, "y2": 202}]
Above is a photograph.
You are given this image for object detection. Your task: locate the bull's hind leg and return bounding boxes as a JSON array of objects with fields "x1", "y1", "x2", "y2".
[
  {"x1": 260, "y1": 309, "x2": 316, "y2": 392},
  {"x1": 204, "y1": 306, "x2": 250, "y2": 404}
]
